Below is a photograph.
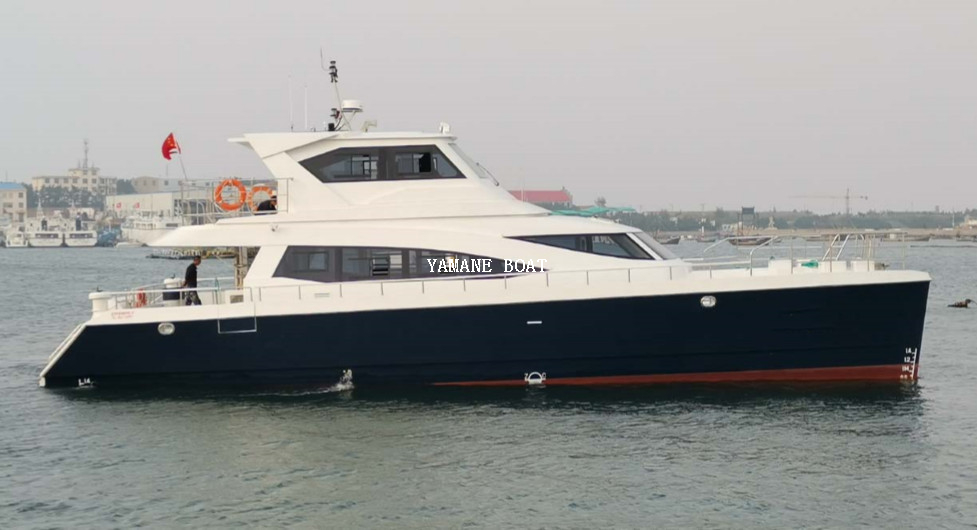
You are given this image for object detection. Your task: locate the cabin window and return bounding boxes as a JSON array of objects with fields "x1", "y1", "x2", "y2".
[
  {"x1": 302, "y1": 149, "x2": 380, "y2": 182},
  {"x1": 300, "y1": 146, "x2": 462, "y2": 183},
  {"x1": 392, "y1": 148, "x2": 459, "y2": 179},
  {"x1": 274, "y1": 246, "x2": 508, "y2": 283},
  {"x1": 274, "y1": 248, "x2": 337, "y2": 282},
  {"x1": 631, "y1": 232, "x2": 679, "y2": 260},
  {"x1": 513, "y1": 234, "x2": 655, "y2": 260}
]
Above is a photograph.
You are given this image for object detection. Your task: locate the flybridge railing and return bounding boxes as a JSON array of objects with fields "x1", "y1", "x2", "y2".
[
  {"x1": 90, "y1": 247, "x2": 894, "y2": 314},
  {"x1": 691, "y1": 232, "x2": 904, "y2": 272},
  {"x1": 173, "y1": 178, "x2": 292, "y2": 226},
  {"x1": 100, "y1": 277, "x2": 237, "y2": 310}
]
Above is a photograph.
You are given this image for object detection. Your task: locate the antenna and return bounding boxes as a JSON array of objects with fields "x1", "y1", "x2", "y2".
[
  {"x1": 304, "y1": 84, "x2": 308, "y2": 131},
  {"x1": 288, "y1": 75, "x2": 294, "y2": 132},
  {"x1": 83, "y1": 139, "x2": 89, "y2": 169},
  {"x1": 321, "y1": 50, "x2": 351, "y2": 131}
]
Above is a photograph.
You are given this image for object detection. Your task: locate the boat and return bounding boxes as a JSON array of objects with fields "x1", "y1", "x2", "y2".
[
  {"x1": 63, "y1": 231, "x2": 98, "y2": 247},
  {"x1": 38, "y1": 73, "x2": 931, "y2": 389},
  {"x1": 4, "y1": 230, "x2": 28, "y2": 248},
  {"x1": 25, "y1": 199, "x2": 66, "y2": 248},
  {"x1": 727, "y1": 235, "x2": 774, "y2": 247},
  {"x1": 121, "y1": 215, "x2": 185, "y2": 245},
  {"x1": 26, "y1": 216, "x2": 65, "y2": 248},
  {"x1": 656, "y1": 235, "x2": 681, "y2": 245},
  {"x1": 61, "y1": 214, "x2": 98, "y2": 248},
  {"x1": 28, "y1": 231, "x2": 63, "y2": 247}
]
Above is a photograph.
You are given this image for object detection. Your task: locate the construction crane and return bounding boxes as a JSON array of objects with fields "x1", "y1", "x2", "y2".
[{"x1": 790, "y1": 188, "x2": 868, "y2": 216}]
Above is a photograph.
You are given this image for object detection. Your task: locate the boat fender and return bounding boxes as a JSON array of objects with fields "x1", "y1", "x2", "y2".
[{"x1": 214, "y1": 179, "x2": 247, "y2": 211}]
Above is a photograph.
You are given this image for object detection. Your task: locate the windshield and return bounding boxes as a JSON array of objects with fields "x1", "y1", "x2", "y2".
[
  {"x1": 632, "y1": 232, "x2": 679, "y2": 260},
  {"x1": 448, "y1": 143, "x2": 493, "y2": 181}
]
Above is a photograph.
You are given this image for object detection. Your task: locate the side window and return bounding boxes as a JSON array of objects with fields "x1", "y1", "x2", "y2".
[
  {"x1": 513, "y1": 234, "x2": 654, "y2": 260},
  {"x1": 275, "y1": 246, "x2": 508, "y2": 283},
  {"x1": 591, "y1": 235, "x2": 630, "y2": 257},
  {"x1": 520, "y1": 235, "x2": 587, "y2": 252},
  {"x1": 301, "y1": 149, "x2": 380, "y2": 182},
  {"x1": 299, "y1": 146, "x2": 462, "y2": 183},
  {"x1": 592, "y1": 234, "x2": 648, "y2": 258},
  {"x1": 296, "y1": 249, "x2": 330, "y2": 272},
  {"x1": 274, "y1": 247, "x2": 336, "y2": 282},
  {"x1": 392, "y1": 150, "x2": 459, "y2": 179},
  {"x1": 341, "y1": 248, "x2": 406, "y2": 280}
]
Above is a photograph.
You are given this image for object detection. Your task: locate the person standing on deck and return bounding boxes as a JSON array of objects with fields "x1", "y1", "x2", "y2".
[
  {"x1": 256, "y1": 194, "x2": 277, "y2": 212},
  {"x1": 183, "y1": 256, "x2": 202, "y2": 305}
]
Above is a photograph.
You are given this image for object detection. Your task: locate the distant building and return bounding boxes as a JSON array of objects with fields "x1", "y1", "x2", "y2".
[
  {"x1": 105, "y1": 189, "x2": 211, "y2": 218},
  {"x1": 0, "y1": 182, "x2": 28, "y2": 222},
  {"x1": 509, "y1": 188, "x2": 573, "y2": 208},
  {"x1": 30, "y1": 140, "x2": 117, "y2": 196},
  {"x1": 130, "y1": 176, "x2": 183, "y2": 194}
]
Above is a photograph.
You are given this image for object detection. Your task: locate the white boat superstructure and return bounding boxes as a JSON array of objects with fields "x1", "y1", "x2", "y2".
[
  {"x1": 26, "y1": 216, "x2": 66, "y2": 247},
  {"x1": 4, "y1": 230, "x2": 28, "y2": 248},
  {"x1": 64, "y1": 230, "x2": 98, "y2": 247},
  {"x1": 28, "y1": 231, "x2": 64, "y2": 247},
  {"x1": 121, "y1": 215, "x2": 185, "y2": 245}
]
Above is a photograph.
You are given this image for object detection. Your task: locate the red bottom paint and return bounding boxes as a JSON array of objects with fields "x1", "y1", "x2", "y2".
[{"x1": 432, "y1": 364, "x2": 911, "y2": 387}]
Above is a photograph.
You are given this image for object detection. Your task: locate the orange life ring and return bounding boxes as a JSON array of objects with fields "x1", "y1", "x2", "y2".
[
  {"x1": 134, "y1": 290, "x2": 147, "y2": 308},
  {"x1": 214, "y1": 179, "x2": 247, "y2": 211},
  {"x1": 248, "y1": 185, "x2": 275, "y2": 212}
]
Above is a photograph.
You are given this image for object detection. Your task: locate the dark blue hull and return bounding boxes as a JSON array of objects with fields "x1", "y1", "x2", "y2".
[{"x1": 41, "y1": 281, "x2": 929, "y2": 388}]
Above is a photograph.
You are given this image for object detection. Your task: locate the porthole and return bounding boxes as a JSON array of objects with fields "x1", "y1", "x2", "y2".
[
  {"x1": 158, "y1": 322, "x2": 176, "y2": 335},
  {"x1": 700, "y1": 295, "x2": 717, "y2": 309}
]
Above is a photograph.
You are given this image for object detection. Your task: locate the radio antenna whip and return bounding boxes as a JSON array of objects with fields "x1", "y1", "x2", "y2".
[
  {"x1": 288, "y1": 75, "x2": 294, "y2": 131},
  {"x1": 320, "y1": 49, "x2": 348, "y2": 130}
]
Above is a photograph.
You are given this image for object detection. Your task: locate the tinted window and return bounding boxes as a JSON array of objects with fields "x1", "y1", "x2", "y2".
[
  {"x1": 275, "y1": 246, "x2": 507, "y2": 283},
  {"x1": 632, "y1": 232, "x2": 679, "y2": 260},
  {"x1": 275, "y1": 247, "x2": 337, "y2": 282},
  {"x1": 300, "y1": 146, "x2": 461, "y2": 183},
  {"x1": 302, "y1": 149, "x2": 380, "y2": 182},
  {"x1": 515, "y1": 234, "x2": 653, "y2": 260}
]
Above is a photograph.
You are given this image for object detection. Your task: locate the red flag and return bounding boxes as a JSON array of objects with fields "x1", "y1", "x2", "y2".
[{"x1": 162, "y1": 133, "x2": 181, "y2": 160}]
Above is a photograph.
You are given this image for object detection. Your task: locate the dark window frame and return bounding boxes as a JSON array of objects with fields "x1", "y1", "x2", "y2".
[
  {"x1": 512, "y1": 234, "x2": 657, "y2": 260},
  {"x1": 299, "y1": 145, "x2": 464, "y2": 183},
  {"x1": 274, "y1": 246, "x2": 509, "y2": 283}
]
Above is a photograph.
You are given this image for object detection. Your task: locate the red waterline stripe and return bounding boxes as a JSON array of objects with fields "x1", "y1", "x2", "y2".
[{"x1": 432, "y1": 364, "x2": 910, "y2": 387}]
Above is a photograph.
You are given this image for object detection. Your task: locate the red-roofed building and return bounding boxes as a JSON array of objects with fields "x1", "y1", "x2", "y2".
[{"x1": 509, "y1": 188, "x2": 573, "y2": 208}]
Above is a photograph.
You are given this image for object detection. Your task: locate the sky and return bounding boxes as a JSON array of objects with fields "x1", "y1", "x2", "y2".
[{"x1": 1, "y1": 0, "x2": 975, "y2": 213}]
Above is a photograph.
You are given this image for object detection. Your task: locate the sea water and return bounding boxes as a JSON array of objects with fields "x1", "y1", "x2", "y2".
[{"x1": 0, "y1": 244, "x2": 975, "y2": 528}]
